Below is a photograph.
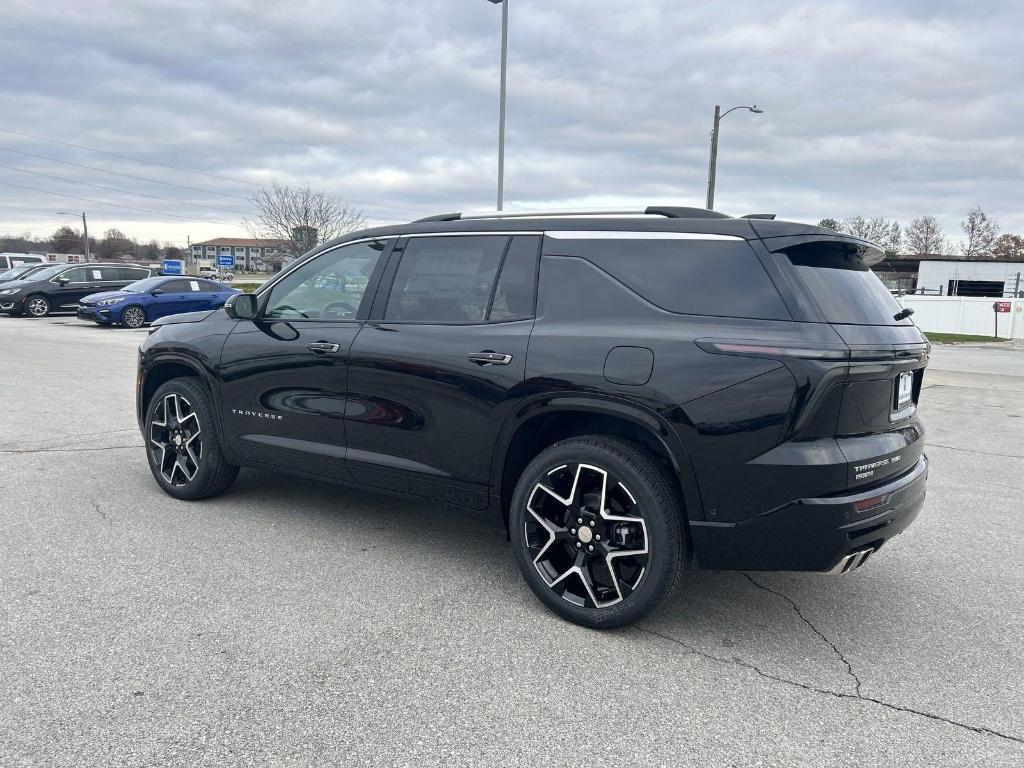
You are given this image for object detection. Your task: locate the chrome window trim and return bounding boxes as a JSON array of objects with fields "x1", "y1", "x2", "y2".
[{"x1": 544, "y1": 231, "x2": 744, "y2": 241}]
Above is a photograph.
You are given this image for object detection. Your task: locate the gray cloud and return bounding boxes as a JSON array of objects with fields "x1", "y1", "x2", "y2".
[{"x1": 1, "y1": 0, "x2": 1021, "y2": 245}]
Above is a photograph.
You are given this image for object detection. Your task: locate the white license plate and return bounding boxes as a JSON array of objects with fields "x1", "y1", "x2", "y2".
[{"x1": 896, "y1": 371, "x2": 914, "y2": 411}]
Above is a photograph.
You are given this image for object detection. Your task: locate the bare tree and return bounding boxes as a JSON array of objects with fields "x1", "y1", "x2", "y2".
[
  {"x1": 904, "y1": 216, "x2": 946, "y2": 255},
  {"x1": 992, "y1": 233, "x2": 1024, "y2": 262},
  {"x1": 817, "y1": 218, "x2": 842, "y2": 231},
  {"x1": 843, "y1": 216, "x2": 902, "y2": 254},
  {"x1": 51, "y1": 226, "x2": 82, "y2": 254},
  {"x1": 244, "y1": 183, "x2": 366, "y2": 264},
  {"x1": 95, "y1": 228, "x2": 136, "y2": 261},
  {"x1": 959, "y1": 207, "x2": 999, "y2": 260}
]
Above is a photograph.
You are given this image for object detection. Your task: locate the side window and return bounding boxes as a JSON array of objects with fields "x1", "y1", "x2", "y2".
[
  {"x1": 264, "y1": 239, "x2": 388, "y2": 321},
  {"x1": 161, "y1": 279, "x2": 191, "y2": 292},
  {"x1": 58, "y1": 267, "x2": 90, "y2": 283},
  {"x1": 384, "y1": 236, "x2": 508, "y2": 323},
  {"x1": 544, "y1": 235, "x2": 790, "y2": 321},
  {"x1": 196, "y1": 280, "x2": 220, "y2": 292},
  {"x1": 488, "y1": 236, "x2": 540, "y2": 321},
  {"x1": 97, "y1": 268, "x2": 122, "y2": 281},
  {"x1": 121, "y1": 267, "x2": 150, "y2": 281}
]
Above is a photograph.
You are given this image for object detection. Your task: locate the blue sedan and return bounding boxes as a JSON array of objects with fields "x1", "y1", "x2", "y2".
[{"x1": 78, "y1": 276, "x2": 241, "y2": 328}]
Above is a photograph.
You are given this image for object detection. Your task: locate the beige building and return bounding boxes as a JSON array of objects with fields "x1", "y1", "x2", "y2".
[{"x1": 190, "y1": 238, "x2": 288, "y2": 272}]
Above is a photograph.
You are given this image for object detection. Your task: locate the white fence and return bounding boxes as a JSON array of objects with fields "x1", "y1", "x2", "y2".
[{"x1": 896, "y1": 295, "x2": 1024, "y2": 340}]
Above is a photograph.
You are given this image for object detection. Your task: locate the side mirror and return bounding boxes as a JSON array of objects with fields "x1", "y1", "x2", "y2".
[
  {"x1": 151, "y1": 288, "x2": 163, "y2": 296},
  {"x1": 225, "y1": 292, "x2": 257, "y2": 320},
  {"x1": 58, "y1": 278, "x2": 69, "y2": 286}
]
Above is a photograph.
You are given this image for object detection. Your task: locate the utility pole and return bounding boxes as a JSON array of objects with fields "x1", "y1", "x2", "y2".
[{"x1": 81, "y1": 212, "x2": 91, "y2": 262}]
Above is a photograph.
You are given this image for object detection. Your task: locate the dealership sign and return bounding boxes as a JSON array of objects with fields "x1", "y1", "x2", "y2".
[
  {"x1": 162, "y1": 259, "x2": 183, "y2": 275},
  {"x1": 218, "y1": 254, "x2": 234, "y2": 268}
]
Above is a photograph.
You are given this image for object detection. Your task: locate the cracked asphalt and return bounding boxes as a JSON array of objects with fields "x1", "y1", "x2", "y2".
[{"x1": 1, "y1": 316, "x2": 1023, "y2": 767}]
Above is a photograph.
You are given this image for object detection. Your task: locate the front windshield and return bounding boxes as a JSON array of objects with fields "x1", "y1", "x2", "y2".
[
  {"x1": 122, "y1": 277, "x2": 166, "y2": 293},
  {"x1": 0, "y1": 266, "x2": 32, "y2": 281},
  {"x1": 21, "y1": 264, "x2": 66, "y2": 281}
]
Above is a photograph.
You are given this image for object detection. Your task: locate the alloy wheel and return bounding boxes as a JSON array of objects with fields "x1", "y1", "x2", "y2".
[
  {"x1": 122, "y1": 306, "x2": 145, "y2": 328},
  {"x1": 27, "y1": 296, "x2": 49, "y2": 316},
  {"x1": 524, "y1": 462, "x2": 649, "y2": 609},
  {"x1": 149, "y1": 393, "x2": 203, "y2": 485}
]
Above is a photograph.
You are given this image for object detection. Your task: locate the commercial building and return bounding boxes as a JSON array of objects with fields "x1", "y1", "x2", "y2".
[
  {"x1": 875, "y1": 257, "x2": 1024, "y2": 297},
  {"x1": 190, "y1": 238, "x2": 289, "y2": 272}
]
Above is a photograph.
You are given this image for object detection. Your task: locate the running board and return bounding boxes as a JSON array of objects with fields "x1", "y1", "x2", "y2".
[{"x1": 827, "y1": 548, "x2": 873, "y2": 575}]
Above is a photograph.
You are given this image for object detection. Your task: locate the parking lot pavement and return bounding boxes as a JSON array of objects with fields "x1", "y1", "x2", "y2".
[{"x1": 1, "y1": 317, "x2": 1022, "y2": 767}]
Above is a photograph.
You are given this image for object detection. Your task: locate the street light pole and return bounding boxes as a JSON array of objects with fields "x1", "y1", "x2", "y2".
[
  {"x1": 705, "y1": 104, "x2": 763, "y2": 210},
  {"x1": 487, "y1": 0, "x2": 508, "y2": 210}
]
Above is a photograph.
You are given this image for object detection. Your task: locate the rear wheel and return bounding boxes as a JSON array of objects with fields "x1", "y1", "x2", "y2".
[
  {"x1": 25, "y1": 294, "x2": 50, "y2": 317},
  {"x1": 121, "y1": 304, "x2": 146, "y2": 328},
  {"x1": 509, "y1": 436, "x2": 685, "y2": 628},
  {"x1": 145, "y1": 377, "x2": 238, "y2": 500}
]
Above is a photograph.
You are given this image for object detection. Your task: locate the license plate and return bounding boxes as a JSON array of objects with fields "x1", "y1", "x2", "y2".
[{"x1": 896, "y1": 371, "x2": 914, "y2": 411}]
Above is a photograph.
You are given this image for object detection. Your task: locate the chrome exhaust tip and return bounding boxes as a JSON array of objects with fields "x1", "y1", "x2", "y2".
[{"x1": 827, "y1": 548, "x2": 873, "y2": 575}]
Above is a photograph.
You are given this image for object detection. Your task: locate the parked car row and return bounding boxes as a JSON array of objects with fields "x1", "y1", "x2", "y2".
[{"x1": 0, "y1": 261, "x2": 239, "y2": 327}]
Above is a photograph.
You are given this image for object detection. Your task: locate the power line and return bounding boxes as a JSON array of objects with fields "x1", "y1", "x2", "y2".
[
  {"x1": 0, "y1": 180, "x2": 243, "y2": 227},
  {"x1": 0, "y1": 128, "x2": 437, "y2": 217},
  {"x1": 0, "y1": 145, "x2": 253, "y2": 201},
  {"x1": 0, "y1": 163, "x2": 253, "y2": 216},
  {"x1": 0, "y1": 126, "x2": 261, "y2": 187}
]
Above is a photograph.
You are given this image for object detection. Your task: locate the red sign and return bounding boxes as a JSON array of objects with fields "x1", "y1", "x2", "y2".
[{"x1": 994, "y1": 301, "x2": 1011, "y2": 313}]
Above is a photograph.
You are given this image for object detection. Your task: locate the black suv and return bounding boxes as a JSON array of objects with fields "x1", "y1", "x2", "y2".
[
  {"x1": 0, "y1": 263, "x2": 153, "y2": 317},
  {"x1": 137, "y1": 207, "x2": 928, "y2": 627}
]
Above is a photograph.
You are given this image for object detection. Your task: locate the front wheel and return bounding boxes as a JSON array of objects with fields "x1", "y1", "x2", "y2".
[
  {"x1": 25, "y1": 294, "x2": 50, "y2": 317},
  {"x1": 145, "y1": 377, "x2": 239, "y2": 500},
  {"x1": 121, "y1": 304, "x2": 146, "y2": 328},
  {"x1": 509, "y1": 436, "x2": 685, "y2": 628}
]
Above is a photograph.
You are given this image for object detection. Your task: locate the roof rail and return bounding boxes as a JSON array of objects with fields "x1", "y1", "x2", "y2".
[
  {"x1": 740, "y1": 213, "x2": 776, "y2": 220},
  {"x1": 412, "y1": 206, "x2": 731, "y2": 223}
]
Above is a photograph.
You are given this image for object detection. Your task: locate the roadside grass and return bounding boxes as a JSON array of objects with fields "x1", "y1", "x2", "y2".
[
  {"x1": 925, "y1": 332, "x2": 1009, "y2": 344},
  {"x1": 233, "y1": 282, "x2": 261, "y2": 293}
]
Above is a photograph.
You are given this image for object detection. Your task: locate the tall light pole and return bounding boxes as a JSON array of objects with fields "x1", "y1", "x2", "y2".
[
  {"x1": 487, "y1": 0, "x2": 508, "y2": 210},
  {"x1": 705, "y1": 104, "x2": 763, "y2": 210},
  {"x1": 56, "y1": 211, "x2": 91, "y2": 262}
]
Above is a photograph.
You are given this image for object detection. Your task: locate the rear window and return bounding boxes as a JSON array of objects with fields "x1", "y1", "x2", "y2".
[
  {"x1": 783, "y1": 241, "x2": 909, "y2": 325},
  {"x1": 546, "y1": 235, "x2": 790, "y2": 320}
]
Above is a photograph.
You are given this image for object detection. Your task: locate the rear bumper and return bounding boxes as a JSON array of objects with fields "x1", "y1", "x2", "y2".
[{"x1": 690, "y1": 455, "x2": 928, "y2": 571}]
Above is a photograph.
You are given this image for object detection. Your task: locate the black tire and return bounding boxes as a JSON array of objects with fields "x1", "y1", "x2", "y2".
[
  {"x1": 121, "y1": 304, "x2": 146, "y2": 328},
  {"x1": 25, "y1": 294, "x2": 50, "y2": 317},
  {"x1": 145, "y1": 376, "x2": 239, "y2": 500},
  {"x1": 509, "y1": 436, "x2": 685, "y2": 629}
]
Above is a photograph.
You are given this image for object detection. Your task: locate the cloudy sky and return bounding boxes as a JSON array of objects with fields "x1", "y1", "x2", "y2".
[{"x1": 1, "y1": 0, "x2": 1021, "y2": 247}]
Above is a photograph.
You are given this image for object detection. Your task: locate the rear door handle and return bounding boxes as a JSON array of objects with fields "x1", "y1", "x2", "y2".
[
  {"x1": 468, "y1": 351, "x2": 513, "y2": 366},
  {"x1": 307, "y1": 342, "x2": 341, "y2": 354}
]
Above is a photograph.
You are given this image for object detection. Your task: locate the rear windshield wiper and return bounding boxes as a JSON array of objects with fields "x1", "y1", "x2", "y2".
[{"x1": 893, "y1": 307, "x2": 914, "y2": 321}]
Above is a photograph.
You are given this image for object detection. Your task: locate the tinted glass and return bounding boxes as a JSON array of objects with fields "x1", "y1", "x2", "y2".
[
  {"x1": 25, "y1": 265, "x2": 68, "y2": 281},
  {"x1": 120, "y1": 267, "x2": 150, "y2": 281},
  {"x1": 265, "y1": 240, "x2": 387, "y2": 321},
  {"x1": 195, "y1": 280, "x2": 221, "y2": 292},
  {"x1": 385, "y1": 236, "x2": 508, "y2": 323},
  {"x1": 161, "y1": 279, "x2": 192, "y2": 292},
  {"x1": 547, "y1": 236, "x2": 790, "y2": 320},
  {"x1": 783, "y1": 242, "x2": 909, "y2": 325},
  {"x1": 123, "y1": 277, "x2": 165, "y2": 293},
  {"x1": 489, "y1": 236, "x2": 540, "y2": 321},
  {"x1": 58, "y1": 267, "x2": 91, "y2": 282}
]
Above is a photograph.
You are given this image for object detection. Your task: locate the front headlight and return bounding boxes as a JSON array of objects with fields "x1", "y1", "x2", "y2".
[
  {"x1": 96, "y1": 297, "x2": 125, "y2": 306},
  {"x1": 0, "y1": 287, "x2": 19, "y2": 295}
]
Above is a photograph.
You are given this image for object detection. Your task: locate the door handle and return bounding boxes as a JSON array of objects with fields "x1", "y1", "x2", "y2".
[
  {"x1": 307, "y1": 342, "x2": 341, "y2": 354},
  {"x1": 468, "y1": 351, "x2": 513, "y2": 366}
]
